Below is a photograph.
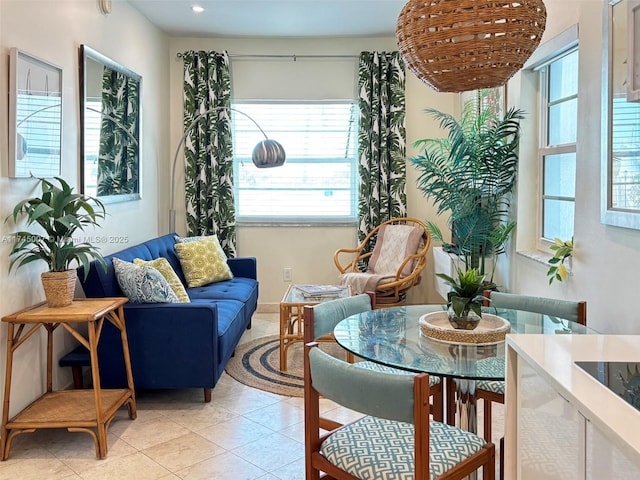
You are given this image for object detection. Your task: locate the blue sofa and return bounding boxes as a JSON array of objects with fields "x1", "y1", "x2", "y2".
[{"x1": 78, "y1": 233, "x2": 258, "y2": 402}]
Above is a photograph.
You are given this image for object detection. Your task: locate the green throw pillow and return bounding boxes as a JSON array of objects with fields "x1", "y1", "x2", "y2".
[
  {"x1": 133, "y1": 257, "x2": 190, "y2": 303},
  {"x1": 174, "y1": 236, "x2": 233, "y2": 287}
]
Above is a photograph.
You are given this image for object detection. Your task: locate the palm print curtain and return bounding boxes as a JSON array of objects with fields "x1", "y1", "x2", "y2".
[
  {"x1": 182, "y1": 51, "x2": 236, "y2": 256},
  {"x1": 98, "y1": 66, "x2": 139, "y2": 196},
  {"x1": 357, "y1": 51, "x2": 407, "y2": 255}
]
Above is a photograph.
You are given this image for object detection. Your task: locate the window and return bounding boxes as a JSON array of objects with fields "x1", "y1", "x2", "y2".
[
  {"x1": 539, "y1": 48, "x2": 578, "y2": 241},
  {"x1": 232, "y1": 101, "x2": 358, "y2": 224}
]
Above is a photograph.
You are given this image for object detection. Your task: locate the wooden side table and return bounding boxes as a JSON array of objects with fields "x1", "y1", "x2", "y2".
[
  {"x1": 0, "y1": 298, "x2": 136, "y2": 460},
  {"x1": 279, "y1": 285, "x2": 351, "y2": 372}
]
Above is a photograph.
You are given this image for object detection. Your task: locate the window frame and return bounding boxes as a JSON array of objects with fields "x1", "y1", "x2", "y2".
[
  {"x1": 232, "y1": 100, "x2": 359, "y2": 226},
  {"x1": 537, "y1": 46, "x2": 579, "y2": 248}
]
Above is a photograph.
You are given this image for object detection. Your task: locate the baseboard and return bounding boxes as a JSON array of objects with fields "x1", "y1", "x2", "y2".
[{"x1": 257, "y1": 303, "x2": 279, "y2": 313}]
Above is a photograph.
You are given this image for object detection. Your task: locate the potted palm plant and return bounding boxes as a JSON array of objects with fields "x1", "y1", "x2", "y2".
[
  {"x1": 436, "y1": 267, "x2": 487, "y2": 330},
  {"x1": 412, "y1": 91, "x2": 523, "y2": 285},
  {"x1": 6, "y1": 177, "x2": 107, "y2": 307}
]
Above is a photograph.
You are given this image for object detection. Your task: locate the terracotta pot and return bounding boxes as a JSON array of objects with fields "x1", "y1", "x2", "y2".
[{"x1": 41, "y1": 270, "x2": 76, "y2": 307}]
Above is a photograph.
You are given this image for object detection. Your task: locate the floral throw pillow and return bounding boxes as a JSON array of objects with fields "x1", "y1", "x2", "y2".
[
  {"x1": 133, "y1": 257, "x2": 190, "y2": 303},
  {"x1": 112, "y1": 257, "x2": 179, "y2": 303},
  {"x1": 174, "y1": 236, "x2": 233, "y2": 288}
]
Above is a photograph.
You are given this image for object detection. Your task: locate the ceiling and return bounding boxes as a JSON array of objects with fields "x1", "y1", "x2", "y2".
[{"x1": 126, "y1": 0, "x2": 408, "y2": 38}]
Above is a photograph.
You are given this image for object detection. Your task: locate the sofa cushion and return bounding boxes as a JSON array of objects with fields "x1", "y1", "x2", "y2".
[
  {"x1": 134, "y1": 257, "x2": 190, "y2": 303},
  {"x1": 175, "y1": 236, "x2": 233, "y2": 287},
  {"x1": 187, "y1": 277, "x2": 258, "y2": 304},
  {"x1": 112, "y1": 258, "x2": 179, "y2": 304}
]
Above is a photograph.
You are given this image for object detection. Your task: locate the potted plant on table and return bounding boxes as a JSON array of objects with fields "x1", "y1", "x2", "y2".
[
  {"x1": 6, "y1": 177, "x2": 107, "y2": 307},
  {"x1": 412, "y1": 90, "x2": 523, "y2": 287},
  {"x1": 436, "y1": 267, "x2": 487, "y2": 330}
]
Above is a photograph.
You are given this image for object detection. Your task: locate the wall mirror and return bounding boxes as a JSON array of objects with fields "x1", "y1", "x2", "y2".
[
  {"x1": 80, "y1": 44, "x2": 141, "y2": 203},
  {"x1": 602, "y1": 0, "x2": 640, "y2": 229},
  {"x1": 8, "y1": 48, "x2": 62, "y2": 178}
]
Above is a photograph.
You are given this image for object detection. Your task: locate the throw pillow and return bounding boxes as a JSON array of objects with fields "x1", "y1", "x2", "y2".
[
  {"x1": 174, "y1": 234, "x2": 217, "y2": 244},
  {"x1": 112, "y1": 257, "x2": 179, "y2": 303},
  {"x1": 174, "y1": 236, "x2": 233, "y2": 287},
  {"x1": 133, "y1": 257, "x2": 190, "y2": 303}
]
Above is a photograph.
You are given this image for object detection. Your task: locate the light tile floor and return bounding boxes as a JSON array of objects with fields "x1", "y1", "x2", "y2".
[{"x1": 0, "y1": 312, "x2": 504, "y2": 480}]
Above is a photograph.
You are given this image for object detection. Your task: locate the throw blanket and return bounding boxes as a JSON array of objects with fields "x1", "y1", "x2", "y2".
[{"x1": 340, "y1": 224, "x2": 424, "y2": 294}]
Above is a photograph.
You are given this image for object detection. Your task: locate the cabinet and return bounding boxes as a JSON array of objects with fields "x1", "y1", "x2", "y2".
[
  {"x1": 0, "y1": 298, "x2": 136, "y2": 460},
  {"x1": 505, "y1": 334, "x2": 640, "y2": 479}
]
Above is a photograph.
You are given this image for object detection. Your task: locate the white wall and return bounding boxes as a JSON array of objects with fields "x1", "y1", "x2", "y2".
[
  {"x1": 167, "y1": 36, "x2": 457, "y2": 308},
  {"x1": 509, "y1": 0, "x2": 639, "y2": 334},
  {"x1": 0, "y1": 0, "x2": 169, "y2": 416}
]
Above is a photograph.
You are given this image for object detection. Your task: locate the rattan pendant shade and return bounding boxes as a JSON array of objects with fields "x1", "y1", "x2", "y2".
[{"x1": 396, "y1": 0, "x2": 547, "y2": 93}]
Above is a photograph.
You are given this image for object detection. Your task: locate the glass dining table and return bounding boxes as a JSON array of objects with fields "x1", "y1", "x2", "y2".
[{"x1": 333, "y1": 304, "x2": 597, "y2": 435}]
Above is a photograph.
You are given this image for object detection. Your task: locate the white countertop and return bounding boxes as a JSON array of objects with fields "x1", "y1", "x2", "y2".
[{"x1": 506, "y1": 334, "x2": 640, "y2": 463}]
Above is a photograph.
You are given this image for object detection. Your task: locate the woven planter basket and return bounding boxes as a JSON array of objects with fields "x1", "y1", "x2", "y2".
[
  {"x1": 41, "y1": 270, "x2": 77, "y2": 307},
  {"x1": 396, "y1": 0, "x2": 547, "y2": 92}
]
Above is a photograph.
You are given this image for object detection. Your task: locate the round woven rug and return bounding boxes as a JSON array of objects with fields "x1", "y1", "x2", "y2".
[{"x1": 225, "y1": 335, "x2": 348, "y2": 397}]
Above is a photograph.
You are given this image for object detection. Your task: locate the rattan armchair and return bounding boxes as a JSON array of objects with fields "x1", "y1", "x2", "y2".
[{"x1": 334, "y1": 217, "x2": 430, "y2": 308}]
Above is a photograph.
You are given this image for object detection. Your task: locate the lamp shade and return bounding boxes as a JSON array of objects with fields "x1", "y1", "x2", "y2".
[
  {"x1": 252, "y1": 139, "x2": 286, "y2": 168},
  {"x1": 396, "y1": 0, "x2": 547, "y2": 93}
]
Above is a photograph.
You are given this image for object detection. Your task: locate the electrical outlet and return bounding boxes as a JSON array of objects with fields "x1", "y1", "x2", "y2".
[{"x1": 283, "y1": 267, "x2": 292, "y2": 282}]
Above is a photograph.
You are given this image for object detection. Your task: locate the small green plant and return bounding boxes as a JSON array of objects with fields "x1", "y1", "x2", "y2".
[
  {"x1": 436, "y1": 267, "x2": 487, "y2": 319},
  {"x1": 6, "y1": 177, "x2": 107, "y2": 279},
  {"x1": 547, "y1": 238, "x2": 573, "y2": 285}
]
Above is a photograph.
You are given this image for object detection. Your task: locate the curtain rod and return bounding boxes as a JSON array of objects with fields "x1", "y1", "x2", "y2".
[{"x1": 176, "y1": 52, "x2": 359, "y2": 60}]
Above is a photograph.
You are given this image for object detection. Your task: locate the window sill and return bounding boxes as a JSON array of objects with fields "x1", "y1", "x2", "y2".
[{"x1": 516, "y1": 249, "x2": 551, "y2": 266}]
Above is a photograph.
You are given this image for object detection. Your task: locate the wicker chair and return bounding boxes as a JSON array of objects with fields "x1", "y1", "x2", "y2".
[
  {"x1": 334, "y1": 217, "x2": 430, "y2": 308},
  {"x1": 303, "y1": 342, "x2": 495, "y2": 480},
  {"x1": 303, "y1": 293, "x2": 443, "y2": 423}
]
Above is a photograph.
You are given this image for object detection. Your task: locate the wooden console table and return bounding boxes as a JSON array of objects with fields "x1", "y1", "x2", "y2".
[{"x1": 1, "y1": 298, "x2": 136, "y2": 460}]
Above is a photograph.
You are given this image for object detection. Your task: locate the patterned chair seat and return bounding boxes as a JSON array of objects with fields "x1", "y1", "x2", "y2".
[
  {"x1": 320, "y1": 415, "x2": 487, "y2": 479},
  {"x1": 476, "y1": 380, "x2": 504, "y2": 395},
  {"x1": 356, "y1": 360, "x2": 442, "y2": 386}
]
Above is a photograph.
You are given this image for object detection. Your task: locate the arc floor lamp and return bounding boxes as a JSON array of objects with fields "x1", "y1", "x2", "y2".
[{"x1": 169, "y1": 107, "x2": 286, "y2": 233}]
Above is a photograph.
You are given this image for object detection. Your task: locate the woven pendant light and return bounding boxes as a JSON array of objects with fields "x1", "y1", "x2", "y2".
[{"x1": 396, "y1": 0, "x2": 547, "y2": 93}]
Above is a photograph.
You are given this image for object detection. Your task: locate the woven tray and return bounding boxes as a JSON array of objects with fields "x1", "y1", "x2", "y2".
[{"x1": 419, "y1": 311, "x2": 510, "y2": 344}]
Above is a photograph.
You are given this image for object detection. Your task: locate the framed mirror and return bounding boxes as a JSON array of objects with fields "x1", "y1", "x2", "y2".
[
  {"x1": 8, "y1": 48, "x2": 62, "y2": 178},
  {"x1": 80, "y1": 44, "x2": 141, "y2": 203},
  {"x1": 602, "y1": 0, "x2": 640, "y2": 229}
]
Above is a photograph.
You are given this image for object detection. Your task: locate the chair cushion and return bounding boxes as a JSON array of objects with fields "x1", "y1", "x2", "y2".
[
  {"x1": 355, "y1": 360, "x2": 441, "y2": 386},
  {"x1": 320, "y1": 416, "x2": 486, "y2": 479},
  {"x1": 369, "y1": 224, "x2": 424, "y2": 277},
  {"x1": 476, "y1": 379, "x2": 505, "y2": 395}
]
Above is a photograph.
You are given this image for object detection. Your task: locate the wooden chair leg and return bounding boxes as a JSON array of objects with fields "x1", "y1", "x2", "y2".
[
  {"x1": 499, "y1": 436, "x2": 505, "y2": 480},
  {"x1": 483, "y1": 397, "x2": 493, "y2": 443},
  {"x1": 446, "y1": 378, "x2": 457, "y2": 426},
  {"x1": 204, "y1": 388, "x2": 211, "y2": 403}
]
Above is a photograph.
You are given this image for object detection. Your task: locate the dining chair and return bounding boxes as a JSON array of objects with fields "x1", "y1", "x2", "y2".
[
  {"x1": 303, "y1": 293, "x2": 443, "y2": 422},
  {"x1": 477, "y1": 292, "x2": 587, "y2": 479},
  {"x1": 304, "y1": 342, "x2": 495, "y2": 479}
]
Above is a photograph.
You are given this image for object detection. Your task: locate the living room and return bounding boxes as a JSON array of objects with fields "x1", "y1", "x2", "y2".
[{"x1": 1, "y1": 0, "x2": 639, "y2": 478}]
